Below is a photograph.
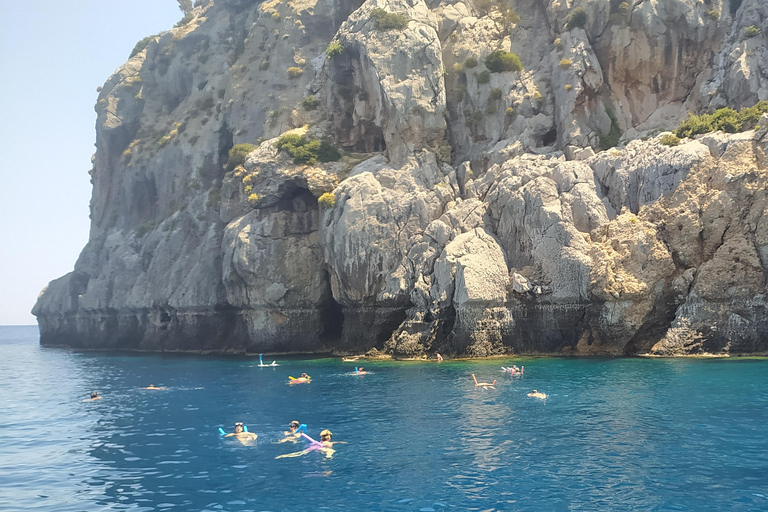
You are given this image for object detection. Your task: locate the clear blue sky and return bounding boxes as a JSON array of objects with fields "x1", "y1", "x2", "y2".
[{"x1": 0, "y1": 1, "x2": 183, "y2": 325}]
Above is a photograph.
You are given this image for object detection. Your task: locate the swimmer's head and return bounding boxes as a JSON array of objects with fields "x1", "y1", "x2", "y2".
[
  {"x1": 358, "y1": 367, "x2": 364, "y2": 371},
  {"x1": 532, "y1": 390, "x2": 537, "y2": 393},
  {"x1": 289, "y1": 420, "x2": 300, "y2": 431},
  {"x1": 319, "y1": 429, "x2": 332, "y2": 441},
  {"x1": 234, "y1": 422, "x2": 244, "y2": 433},
  {"x1": 301, "y1": 373, "x2": 309, "y2": 378},
  {"x1": 90, "y1": 392, "x2": 98, "y2": 398}
]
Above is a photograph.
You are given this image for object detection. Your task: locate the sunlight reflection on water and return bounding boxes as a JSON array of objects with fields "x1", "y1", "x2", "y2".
[{"x1": 1, "y1": 327, "x2": 768, "y2": 511}]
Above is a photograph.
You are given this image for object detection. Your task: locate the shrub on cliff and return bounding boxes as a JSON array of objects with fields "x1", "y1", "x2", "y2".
[
  {"x1": 565, "y1": 7, "x2": 587, "y2": 30},
  {"x1": 326, "y1": 41, "x2": 343, "y2": 58},
  {"x1": 370, "y1": 8, "x2": 410, "y2": 31},
  {"x1": 275, "y1": 134, "x2": 341, "y2": 165},
  {"x1": 743, "y1": 26, "x2": 761, "y2": 39},
  {"x1": 130, "y1": 33, "x2": 162, "y2": 58},
  {"x1": 302, "y1": 95, "x2": 320, "y2": 110},
  {"x1": 485, "y1": 50, "x2": 522, "y2": 73},
  {"x1": 286, "y1": 67, "x2": 304, "y2": 79},
  {"x1": 225, "y1": 143, "x2": 257, "y2": 172},
  {"x1": 659, "y1": 134, "x2": 681, "y2": 147},
  {"x1": 317, "y1": 192, "x2": 336, "y2": 208},
  {"x1": 675, "y1": 101, "x2": 768, "y2": 138}
]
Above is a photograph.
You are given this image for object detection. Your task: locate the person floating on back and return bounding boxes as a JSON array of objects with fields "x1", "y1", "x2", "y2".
[
  {"x1": 222, "y1": 422, "x2": 257, "y2": 445},
  {"x1": 528, "y1": 390, "x2": 547, "y2": 400},
  {"x1": 288, "y1": 373, "x2": 311, "y2": 384},
  {"x1": 275, "y1": 428, "x2": 344, "y2": 460},
  {"x1": 143, "y1": 384, "x2": 167, "y2": 390},
  {"x1": 472, "y1": 374, "x2": 496, "y2": 390}
]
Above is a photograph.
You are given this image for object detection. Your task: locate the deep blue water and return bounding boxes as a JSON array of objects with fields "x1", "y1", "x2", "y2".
[{"x1": 1, "y1": 326, "x2": 768, "y2": 511}]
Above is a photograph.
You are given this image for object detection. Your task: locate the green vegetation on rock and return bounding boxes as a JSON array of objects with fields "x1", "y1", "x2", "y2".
[
  {"x1": 464, "y1": 56, "x2": 478, "y2": 68},
  {"x1": 275, "y1": 134, "x2": 341, "y2": 165},
  {"x1": 485, "y1": 50, "x2": 522, "y2": 73},
  {"x1": 370, "y1": 8, "x2": 410, "y2": 31},
  {"x1": 477, "y1": 70, "x2": 491, "y2": 84},
  {"x1": 174, "y1": 13, "x2": 194, "y2": 28},
  {"x1": 317, "y1": 192, "x2": 336, "y2": 208},
  {"x1": 659, "y1": 134, "x2": 681, "y2": 147},
  {"x1": 302, "y1": 95, "x2": 320, "y2": 110},
  {"x1": 743, "y1": 26, "x2": 761, "y2": 39},
  {"x1": 130, "y1": 33, "x2": 162, "y2": 58},
  {"x1": 326, "y1": 41, "x2": 344, "y2": 57},
  {"x1": 675, "y1": 101, "x2": 768, "y2": 138},
  {"x1": 286, "y1": 67, "x2": 304, "y2": 79},
  {"x1": 226, "y1": 143, "x2": 257, "y2": 172},
  {"x1": 565, "y1": 7, "x2": 587, "y2": 30}
]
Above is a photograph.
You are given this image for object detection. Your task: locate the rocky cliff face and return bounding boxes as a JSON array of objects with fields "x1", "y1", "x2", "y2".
[{"x1": 34, "y1": 0, "x2": 768, "y2": 355}]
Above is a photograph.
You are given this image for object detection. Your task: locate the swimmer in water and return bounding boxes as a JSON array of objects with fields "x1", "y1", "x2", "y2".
[
  {"x1": 275, "y1": 429, "x2": 344, "y2": 460},
  {"x1": 528, "y1": 389, "x2": 547, "y2": 400},
  {"x1": 143, "y1": 384, "x2": 168, "y2": 390},
  {"x1": 353, "y1": 366, "x2": 369, "y2": 375},
  {"x1": 84, "y1": 391, "x2": 101, "y2": 401},
  {"x1": 225, "y1": 422, "x2": 258, "y2": 445},
  {"x1": 289, "y1": 373, "x2": 311, "y2": 384},
  {"x1": 342, "y1": 356, "x2": 360, "y2": 362},
  {"x1": 472, "y1": 374, "x2": 496, "y2": 390},
  {"x1": 278, "y1": 420, "x2": 302, "y2": 443}
]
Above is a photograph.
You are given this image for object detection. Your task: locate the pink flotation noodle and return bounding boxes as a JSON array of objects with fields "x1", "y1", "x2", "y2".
[{"x1": 300, "y1": 432, "x2": 324, "y2": 449}]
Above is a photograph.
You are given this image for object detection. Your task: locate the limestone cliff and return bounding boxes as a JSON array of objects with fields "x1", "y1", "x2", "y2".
[{"x1": 34, "y1": 0, "x2": 768, "y2": 356}]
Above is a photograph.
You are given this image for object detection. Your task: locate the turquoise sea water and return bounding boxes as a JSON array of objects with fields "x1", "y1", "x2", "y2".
[{"x1": 1, "y1": 325, "x2": 768, "y2": 511}]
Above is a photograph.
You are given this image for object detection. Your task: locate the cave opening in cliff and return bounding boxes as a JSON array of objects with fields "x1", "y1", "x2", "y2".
[
  {"x1": 542, "y1": 128, "x2": 557, "y2": 146},
  {"x1": 320, "y1": 284, "x2": 344, "y2": 342}
]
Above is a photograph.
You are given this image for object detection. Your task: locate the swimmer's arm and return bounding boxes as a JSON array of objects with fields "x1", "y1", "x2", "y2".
[{"x1": 275, "y1": 448, "x2": 311, "y2": 459}]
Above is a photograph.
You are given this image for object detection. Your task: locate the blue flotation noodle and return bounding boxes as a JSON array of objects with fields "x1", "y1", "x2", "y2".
[
  {"x1": 243, "y1": 425, "x2": 248, "y2": 432},
  {"x1": 296, "y1": 423, "x2": 307, "y2": 434},
  {"x1": 259, "y1": 354, "x2": 264, "y2": 364},
  {"x1": 355, "y1": 367, "x2": 358, "y2": 372}
]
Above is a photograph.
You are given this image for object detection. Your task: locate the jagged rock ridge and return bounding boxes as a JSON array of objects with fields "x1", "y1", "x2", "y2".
[{"x1": 34, "y1": 0, "x2": 768, "y2": 355}]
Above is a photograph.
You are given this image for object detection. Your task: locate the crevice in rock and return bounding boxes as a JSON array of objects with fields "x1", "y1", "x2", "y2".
[{"x1": 320, "y1": 274, "x2": 345, "y2": 343}]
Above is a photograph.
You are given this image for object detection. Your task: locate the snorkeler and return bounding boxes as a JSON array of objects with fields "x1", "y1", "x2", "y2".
[
  {"x1": 528, "y1": 390, "x2": 547, "y2": 399},
  {"x1": 143, "y1": 384, "x2": 168, "y2": 390},
  {"x1": 223, "y1": 422, "x2": 258, "y2": 445},
  {"x1": 288, "y1": 373, "x2": 311, "y2": 384},
  {"x1": 352, "y1": 366, "x2": 369, "y2": 375},
  {"x1": 472, "y1": 374, "x2": 496, "y2": 390},
  {"x1": 278, "y1": 420, "x2": 303, "y2": 443},
  {"x1": 84, "y1": 391, "x2": 101, "y2": 401},
  {"x1": 275, "y1": 428, "x2": 344, "y2": 460}
]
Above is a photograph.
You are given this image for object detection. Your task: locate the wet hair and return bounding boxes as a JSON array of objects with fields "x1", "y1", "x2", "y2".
[
  {"x1": 90, "y1": 392, "x2": 98, "y2": 398},
  {"x1": 289, "y1": 420, "x2": 300, "y2": 428}
]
